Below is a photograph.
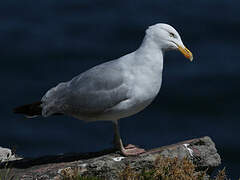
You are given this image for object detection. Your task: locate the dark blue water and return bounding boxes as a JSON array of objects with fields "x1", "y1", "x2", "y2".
[{"x1": 0, "y1": 0, "x2": 239, "y2": 179}]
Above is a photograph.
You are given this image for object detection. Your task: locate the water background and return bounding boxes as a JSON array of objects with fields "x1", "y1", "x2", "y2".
[{"x1": 0, "y1": 0, "x2": 239, "y2": 179}]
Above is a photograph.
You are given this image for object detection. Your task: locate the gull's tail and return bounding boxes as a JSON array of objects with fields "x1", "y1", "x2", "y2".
[
  {"x1": 13, "y1": 101, "x2": 42, "y2": 118},
  {"x1": 13, "y1": 101, "x2": 63, "y2": 118}
]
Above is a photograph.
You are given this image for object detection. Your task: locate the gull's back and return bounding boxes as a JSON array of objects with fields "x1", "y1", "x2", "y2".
[{"x1": 41, "y1": 54, "x2": 132, "y2": 121}]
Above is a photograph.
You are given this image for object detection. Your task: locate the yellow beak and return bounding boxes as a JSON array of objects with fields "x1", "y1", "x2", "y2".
[{"x1": 177, "y1": 45, "x2": 193, "y2": 61}]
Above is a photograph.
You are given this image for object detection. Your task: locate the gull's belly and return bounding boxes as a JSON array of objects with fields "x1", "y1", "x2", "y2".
[
  {"x1": 96, "y1": 96, "x2": 156, "y2": 121},
  {"x1": 72, "y1": 97, "x2": 154, "y2": 122}
]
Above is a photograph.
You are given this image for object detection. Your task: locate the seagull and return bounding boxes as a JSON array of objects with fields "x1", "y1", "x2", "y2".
[{"x1": 14, "y1": 23, "x2": 193, "y2": 156}]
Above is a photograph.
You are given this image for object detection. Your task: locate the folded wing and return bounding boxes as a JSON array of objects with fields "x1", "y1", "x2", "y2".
[{"x1": 41, "y1": 60, "x2": 130, "y2": 118}]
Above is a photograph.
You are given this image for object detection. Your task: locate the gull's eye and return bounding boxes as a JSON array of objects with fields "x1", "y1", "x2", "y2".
[{"x1": 169, "y1": 32, "x2": 176, "y2": 38}]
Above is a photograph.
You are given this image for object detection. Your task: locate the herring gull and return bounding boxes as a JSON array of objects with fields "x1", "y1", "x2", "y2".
[{"x1": 14, "y1": 23, "x2": 193, "y2": 156}]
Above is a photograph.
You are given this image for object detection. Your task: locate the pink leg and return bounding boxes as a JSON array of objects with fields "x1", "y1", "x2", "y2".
[{"x1": 112, "y1": 120, "x2": 146, "y2": 156}]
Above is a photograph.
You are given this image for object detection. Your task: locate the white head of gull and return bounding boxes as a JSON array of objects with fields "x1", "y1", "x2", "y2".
[
  {"x1": 141, "y1": 23, "x2": 193, "y2": 60},
  {"x1": 14, "y1": 23, "x2": 193, "y2": 156}
]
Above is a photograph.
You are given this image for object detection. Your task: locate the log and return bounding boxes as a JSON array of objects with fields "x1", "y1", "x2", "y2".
[{"x1": 0, "y1": 136, "x2": 221, "y2": 180}]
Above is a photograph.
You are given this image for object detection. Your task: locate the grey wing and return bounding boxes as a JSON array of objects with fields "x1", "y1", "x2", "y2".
[{"x1": 41, "y1": 60, "x2": 130, "y2": 117}]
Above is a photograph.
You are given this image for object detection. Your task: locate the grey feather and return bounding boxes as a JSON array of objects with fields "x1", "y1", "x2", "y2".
[{"x1": 41, "y1": 60, "x2": 130, "y2": 118}]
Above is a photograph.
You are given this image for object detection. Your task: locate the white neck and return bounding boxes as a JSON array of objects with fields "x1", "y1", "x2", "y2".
[
  {"x1": 136, "y1": 33, "x2": 163, "y2": 59},
  {"x1": 134, "y1": 33, "x2": 164, "y2": 73}
]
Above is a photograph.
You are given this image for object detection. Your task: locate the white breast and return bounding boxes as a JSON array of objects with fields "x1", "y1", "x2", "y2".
[{"x1": 103, "y1": 50, "x2": 163, "y2": 120}]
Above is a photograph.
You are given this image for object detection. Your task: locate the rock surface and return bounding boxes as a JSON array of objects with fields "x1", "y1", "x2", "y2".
[
  {"x1": 0, "y1": 147, "x2": 21, "y2": 162},
  {"x1": 0, "y1": 136, "x2": 221, "y2": 180}
]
